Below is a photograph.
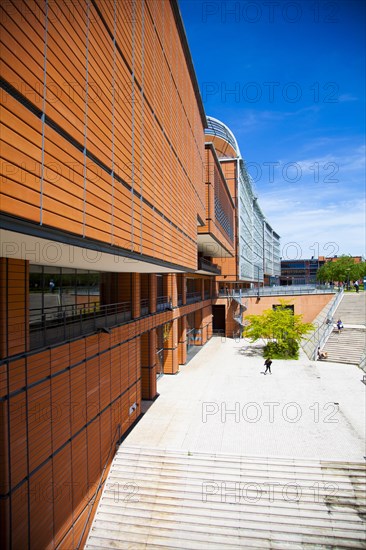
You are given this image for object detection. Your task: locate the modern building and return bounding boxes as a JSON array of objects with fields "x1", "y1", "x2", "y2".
[
  {"x1": 280, "y1": 258, "x2": 325, "y2": 285},
  {"x1": 280, "y1": 256, "x2": 365, "y2": 285},
  {"x1": 0, "y1": 1, "x2": 279, "y2": 548},
  {"x1": 204, "y1": 117, "x2": 281, "y2": 288}
]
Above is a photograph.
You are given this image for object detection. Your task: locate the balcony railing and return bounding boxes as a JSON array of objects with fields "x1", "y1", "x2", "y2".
[
  {"x1": 140, "y1": 298, "x2": 149, "y2": 316},
  {"x1": 198, "y1": 257, "x2": 221, "y2": 275},
  {"x1": 29, "y1": 301, "x2": 131, "y2": 350},
  {"x1": 186, "y1": 291, "x2": 202, "y2": 304},
  {"x1": 217, "y1": 284, "x2": 337, "y2": 298},
  {"x1": 156, "y1": 296, "x2": 172, "y2": 312}
]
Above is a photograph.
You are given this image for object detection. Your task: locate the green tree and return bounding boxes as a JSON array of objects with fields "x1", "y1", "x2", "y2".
[
  {"x1": 243, "y1": 300, "x2": 314, "y2": 359},
  {"x1": 317, "y1": 256, "x2": 365, "y2": 286},
  {"x1": 355, "y1": 261, "x2": 366, "y2": 281}
]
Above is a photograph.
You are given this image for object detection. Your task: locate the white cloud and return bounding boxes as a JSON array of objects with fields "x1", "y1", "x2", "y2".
[
  {"x1": 261, "y1": 195, "x2": 365, "y2": 258},
  {"x1": 255, "y1": 145, "x2": 365, "y2": 256}
]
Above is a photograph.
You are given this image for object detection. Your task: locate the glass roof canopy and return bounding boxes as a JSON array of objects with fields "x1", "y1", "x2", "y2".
[{"x1": 205, "y1": 116, "x2": 241, "y2": 157}]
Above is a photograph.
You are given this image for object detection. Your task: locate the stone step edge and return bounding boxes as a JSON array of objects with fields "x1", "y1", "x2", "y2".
[
  {"x1": 118, "y1": 445, "x2": 366, "y2": 467},
  {"x1": 105, "y1": 475, "x2": 366, "y2": 502},
  {"x1": 92, "y1": 512, "x2": 366, "y2": 537},
  {"x1": 103, "y1": 479, "x2": 366, "y2": 512},
  {"x1": 113, "y1": 458, "x2": 366, "y2": 473},
  {"x1": 114, "y1": 452, "x2": 366, "y2": 472},
  {"x1": 86, "y1": 521, "x2": 366, "y2": 547},
  {"x1": 98, "y1": 494, "x2": 366, "y2": 523},
  {"x1": 86, "y1": 534, "x2": 365, "y2": 550},
  {"x1": 110, "y1": 463, "x2": 366, "y2": 487}
]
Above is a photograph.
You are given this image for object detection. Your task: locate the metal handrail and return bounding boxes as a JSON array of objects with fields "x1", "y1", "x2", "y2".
[
  {"x1": 301, "y1": 289, "x2": 344, "y2": 360},
  {"x1": 242, "y1": 285, "x2": 337, "y2": 297},
  {"x1": 140, "y1": 298, "x2": 149, "y2": 316},
  {"x1": 29, "y1": 300, "x2": 132, "y2": 350},
  {"x1": 156, "y1": 295, "x2": 172, "y2": 311},
  {"x1": 186, "y1": 291, "x2": 202, "y2": 304},
  {"x1": 217, "y1": 285, "x2": 336, "y2": 298},
  {"x1": 358, "y1": 349, "x2": 366, "y2": 372},
  {"x1": 29, "y1": 300, "x2": 130, "y2": 322},
  {"x1": 198, "y1": 257, "x2": 221, "y2": 274}
]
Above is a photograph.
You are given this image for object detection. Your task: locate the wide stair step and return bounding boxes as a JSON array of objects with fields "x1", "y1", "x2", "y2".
[
  {"x1": 322, "y1": 328, "x2": 366, "y2": 364},
  {"x1": 85, "y1": 446, "x2": 366, "y2": 549},
  {"x1": 333, "y1": 293, "x2": 366, "y2": 326}
]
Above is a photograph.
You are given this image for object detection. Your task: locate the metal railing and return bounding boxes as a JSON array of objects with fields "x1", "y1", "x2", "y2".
[
  {"x1": 186, "y1": 291, "x2": 202, "y2": 304},
  {"x1": 156, "y1": 295, "x2": 172, "y2": 312},
  {"x1": 198, "y1": 257, "x2": 221, "y2": 275},
  {"x1": 140, "y1": 298, "x2": 149, "y2": 316},
  {"x1": 29, "y1": 301, "x2": 132, "y2": 350},
  {"x1": 244, "y1": 284, "x2": 337, "y2": 297},
  {"x1": 301, "y1": 289, "x2": 344, "y2": 360},
  {"x1": 218, "y1": 285, "x2": 336, "y2": 298},
  {"x1": 359, "y1": 350, "x2": 366, "y2": 372},
  {"x1": 232, "y1": 291, "x2": 248, "y2": 335}
]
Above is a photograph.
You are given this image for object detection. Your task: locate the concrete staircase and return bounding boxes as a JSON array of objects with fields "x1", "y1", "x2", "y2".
[
  {"x1": 333, "y1": 293, "x2": 366, "y2": 326},
  {"x1": 323, "y1": 328, "x2": 366, "y2": 364},
  {"x1": 85, "y1": 446, "x2": 366, "y2": 549},
  {"x1": 322, "y1": 293, "x2": 366, "y2": 365}
]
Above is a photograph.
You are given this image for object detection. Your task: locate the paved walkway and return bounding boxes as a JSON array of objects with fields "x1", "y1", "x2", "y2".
[
  {"x1": 126, "y1": 337, "x2": 365, "y2": 461},
  {"x1": 86, "y1": 337, "x2": 366, "y2": 549}
]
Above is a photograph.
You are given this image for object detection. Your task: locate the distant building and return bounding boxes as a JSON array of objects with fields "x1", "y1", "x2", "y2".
[
  {"x1": 321, "y1": 255, "x2": 365, "y2": 264},
  {"x1": 204, "y1": 117, "x2": 281, "y2": 287},
  {"x1": 280, "y1": 258, "x2": 326, "y2": 285},
  {"x1": 280, "y1": 255, "x2": 365, "y2": 285}
]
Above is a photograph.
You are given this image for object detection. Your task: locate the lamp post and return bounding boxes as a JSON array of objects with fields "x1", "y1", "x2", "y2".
[
  {"x1": 254, "y1": 264, "x2": 260, "y2": 297},
  {"x1": 346, "y1": 268, "x2": 350, "y2": 291}
]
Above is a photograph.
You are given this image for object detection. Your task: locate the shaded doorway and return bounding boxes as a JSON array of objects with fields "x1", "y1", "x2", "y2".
[{"x1": 212, "y1": 305, "x2": 226, "y2": 334}]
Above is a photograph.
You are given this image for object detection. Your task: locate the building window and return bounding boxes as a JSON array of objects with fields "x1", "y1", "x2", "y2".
[{"x1": 29, "y1": 266, "x2": 100, "y2": 318}]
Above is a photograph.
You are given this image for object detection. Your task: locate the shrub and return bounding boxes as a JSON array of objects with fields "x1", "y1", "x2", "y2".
[{"x1": 244, "y1": 300, "x2": 314, "y2": 360}]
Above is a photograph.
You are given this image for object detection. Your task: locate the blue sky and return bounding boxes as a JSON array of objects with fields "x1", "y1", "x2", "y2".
[{"x1": 179, "y1": 0, "x2": 366, "y2": 259}]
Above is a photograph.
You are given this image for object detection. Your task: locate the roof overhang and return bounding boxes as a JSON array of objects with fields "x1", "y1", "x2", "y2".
[
  {"x1": 0, "y1": 228, "x2": 188, "y2": 273},
  {"x1": 197, "y1": 234, "x2": 233, "y2": 258}
]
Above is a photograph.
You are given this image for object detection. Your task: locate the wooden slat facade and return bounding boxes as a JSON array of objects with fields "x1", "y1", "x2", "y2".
[{"x1": 0, "y1": 1, "x2": 253, "y2": 548}]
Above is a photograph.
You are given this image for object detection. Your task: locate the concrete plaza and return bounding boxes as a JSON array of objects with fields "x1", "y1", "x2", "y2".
[
  {"x1": 86, "y1": 337, "x2": 366, "y2": 549},
  {"x1": 127, "y1": 336, "x2": 365, "y2": 462}
]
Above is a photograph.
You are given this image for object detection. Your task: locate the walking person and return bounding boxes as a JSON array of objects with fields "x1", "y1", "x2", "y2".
[
  {"x1": 336, "y1": 319, "x2": 343, "y2": 333},
  {"x1": 264, "y1": 357, "x2": 272, "y2": 375},
  {"x1": 354, "y1": 281, "x2": 359, "y2": 293}
]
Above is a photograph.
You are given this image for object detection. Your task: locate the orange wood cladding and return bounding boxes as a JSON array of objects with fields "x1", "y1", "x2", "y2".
[
  {"x1": 0, "y1": 265, "x2": 214, "y2": 548},
  {"x1": 0, "y1": 1, "x2": 216, "y2": 547},
  {"x1": 199, "y1": 146, "x2": 235, "y2": 254},
  {"x1": 0, "y1": 259, "x2": 29, "y2": 358},
  {"x1": 0, "y1": 0, "x2": 206, "y2": 271},
  {"x1": 1, "y1": 330, "x2": 142, "y2": 549},
  {"x1": 214, "y1": 160, "x2": 239, "y2": 280},
  {"x1": 205, "y1": 134, "x2": 238, "y2": 161}
]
